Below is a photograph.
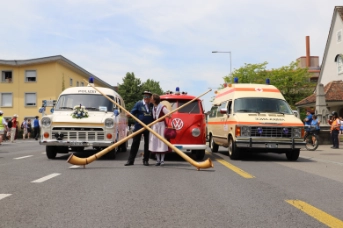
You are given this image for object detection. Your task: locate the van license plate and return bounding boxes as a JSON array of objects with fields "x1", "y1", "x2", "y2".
[
  {"x1": 176, "y1": 146, "x2": 183, "y2": 149},
  {"x1": 71, "y1": 142, "x2": 84, "y2": 146},
  {"x1": 266, "y1": 144, "x2": 277, "y2": 148}
]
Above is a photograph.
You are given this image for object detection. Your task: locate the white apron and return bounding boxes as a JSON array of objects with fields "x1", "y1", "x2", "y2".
[{"x1": 149, "y1": 104, "x2": 169, "y2": 153}]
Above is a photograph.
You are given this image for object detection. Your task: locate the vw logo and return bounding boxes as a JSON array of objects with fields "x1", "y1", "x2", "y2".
[{"x1": 171, "y1": 118, "x2": 183, "y2": 130}]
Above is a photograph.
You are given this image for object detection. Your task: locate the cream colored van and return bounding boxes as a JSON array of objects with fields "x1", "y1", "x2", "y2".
[
  {"x1": 207, "y1": 81, "x2": 305, "y2": 161},
  {"x1": 39, "y1": 79, "x2": 128, "y2": 159}
]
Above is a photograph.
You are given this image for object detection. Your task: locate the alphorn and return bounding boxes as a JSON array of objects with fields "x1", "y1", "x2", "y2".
[{"x1": 68, "y1": 86, "x2": 213, "y2": 170}]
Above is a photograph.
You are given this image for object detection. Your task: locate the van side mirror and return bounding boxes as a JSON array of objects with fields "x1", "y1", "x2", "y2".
[
  {"x1": 293, "y1": 110, "x2": 298, "y2": 117},
  {"x1": 220, "y1": 108, "x2": 229, "y2": 117}
]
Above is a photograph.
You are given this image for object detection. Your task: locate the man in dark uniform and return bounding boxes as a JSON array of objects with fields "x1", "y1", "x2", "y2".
[{"x1": 125, "y1": 91, "x2": 154, "y2": 166}]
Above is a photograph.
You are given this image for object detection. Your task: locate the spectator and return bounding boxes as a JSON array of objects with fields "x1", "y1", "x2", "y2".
[
  {"x1": 304, "y1": 111, "x2": 313, "y2": 126},
  {"x1": 27, "y1": 119, "x2": 32, "y2": 139},
  {"x1": 33, "y1": 116, "x2": 40, "y2": 140},
  {"x1": 10, "y1": 114, "x2": 18, "y2": 143},
  {"x1": 5, "y1": 119, "x2": 10, "y2": 140},
  {"x1": 329, "y1": 111, "x2": 340, "y2": 149},
  {"x1": 22, "y1": 118, "x2": 28, "y2": 139},
  {"x1": 0, "y1": 110, "x2": 7, "y2": 145}
]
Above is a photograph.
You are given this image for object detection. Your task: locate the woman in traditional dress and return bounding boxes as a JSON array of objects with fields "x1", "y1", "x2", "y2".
[{"x1": 149, "y1": 94, "x2": 170, "y2": 166}]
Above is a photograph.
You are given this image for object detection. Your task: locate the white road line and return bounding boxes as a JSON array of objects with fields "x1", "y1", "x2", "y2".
[
  {"x1": 31, "y1": 173, "x2": 61, "y2": 183},
  {"x1": 69, "y1": 165, "x2": 81, "y2": 169},
  {"x1": 0, "y1": 194, "x2": 11, "y2": 200},
  {"x1": 14, "y1": 155, "x2": 33, "y2": 160}
]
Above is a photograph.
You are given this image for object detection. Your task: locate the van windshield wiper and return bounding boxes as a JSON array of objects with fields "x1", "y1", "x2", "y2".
[
  {"x1": 236, "y1": 109, "x2": 260, "y2": 114},
  {"x1": 85, "y1": 107, "x2": 99, "y2": 111},
  {"x1": 57, "y1": 107, "x2": 73, "y2": 110},
  {"x1": 261, "y1": 110, "x2": 285, "y2": 115}
]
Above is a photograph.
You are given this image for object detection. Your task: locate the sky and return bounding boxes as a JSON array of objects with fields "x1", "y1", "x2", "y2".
[{"x1": 0, "y1": 0, "x2": 342, "y2": 111}]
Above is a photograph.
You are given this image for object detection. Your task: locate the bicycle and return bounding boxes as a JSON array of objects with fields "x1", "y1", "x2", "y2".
[{"x1": 304, "y1": 126, "x2": 319, "y2": 151}]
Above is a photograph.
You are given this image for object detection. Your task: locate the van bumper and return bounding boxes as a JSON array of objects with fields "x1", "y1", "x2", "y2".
[
  {"x1": 39, "y1": 140, "x2": 113, "y2": 147},
  {"x1": 235, "y1": 138, "x2": 305, "y2": 149},
  {"x1": 172, "y1": 144, "x2": 207, "y2": 151}
]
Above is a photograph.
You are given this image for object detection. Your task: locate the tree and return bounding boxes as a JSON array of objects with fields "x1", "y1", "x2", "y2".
[
  {"x1": 223, "y1": 61, "x2": 315, "y2": 108},
  {"x1": 117, "y1": 72, "x2": 142, "y2": 112},
  {"x1": 141, "y1": 79, "x2": 164, "y2": 95}
]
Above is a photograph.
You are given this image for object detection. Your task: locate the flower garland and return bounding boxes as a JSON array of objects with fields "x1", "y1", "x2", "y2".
[{"x1": 71, "y1": 105, "x2": 89, "y2": 119}]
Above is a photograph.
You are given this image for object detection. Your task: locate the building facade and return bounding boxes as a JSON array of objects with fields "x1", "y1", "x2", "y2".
[{"x1": 0, "y1": 55, "x2": 113, "y2": 121}]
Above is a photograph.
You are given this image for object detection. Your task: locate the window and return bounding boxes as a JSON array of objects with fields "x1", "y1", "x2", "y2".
[
  {"x1": 70, "y1": 78, "x2": 73, "y2": 86},
  {"x1": 25, "y1": 93, "x2": 36, "y2": 106},
  {"x1": 1, "y1": 71, "x2": 12, "y2": 83},
  {"x1": 0, "y1": 93, "x2": 13, "y2": 107},
  {"x1": 76, "y1": 81, "x2": 79, "y2": 87},
  {"x1": 217, "y1": 102, "x2": 227, "y2": 117},
  {"x1": 80, "y1": 82, "x2": 84, "y2": 87},
  {"x1": 209, "y1": 106, "x2": 218, "y2": 118},
  {"x1": 25, "y1": 70, "x2": 36, "y2": 82},
  {"x1": 337, "y1": 55, "x2": 343, "y2": 74},
  {"x1": 338, "y1": 30, "x2": 342, "y2": 43}
]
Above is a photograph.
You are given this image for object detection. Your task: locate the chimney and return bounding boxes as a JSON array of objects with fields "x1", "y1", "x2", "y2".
[{"x1": 306, "y1": 36, "x2": 310, "y2": 67}]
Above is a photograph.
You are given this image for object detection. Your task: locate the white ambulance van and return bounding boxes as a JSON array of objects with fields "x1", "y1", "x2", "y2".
[
  {"x1": 207, "y1": 79, "x2": 305, "y2": 161},
  {"x1": 39, "y1": 79, "x2": 128, "y2": 159}
]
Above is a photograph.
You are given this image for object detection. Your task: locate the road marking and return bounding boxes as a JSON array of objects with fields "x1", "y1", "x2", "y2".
[
  {"x1": 14, "y1": 155, "x2": 33, "y2": 160},
  {"x1": 31, "y1": 173, "x2": 61, "y2": 183},
  {"x1": 69, "y1": 165, "x2": 81, "y2": 169},
  {"x1": 215, "y1": 158, "x2": 255, "y2": 178},
  {"x1": 286, "y1": 200, "x2": 343, "y2": 227},
  {"x1": 0, "y1": 194, "x2": 11, "y2": 200}
]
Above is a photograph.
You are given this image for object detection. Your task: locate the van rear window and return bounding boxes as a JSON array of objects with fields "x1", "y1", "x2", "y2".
[{"x1": 162, "y1": 99, "x2": 201, "y2": 113}]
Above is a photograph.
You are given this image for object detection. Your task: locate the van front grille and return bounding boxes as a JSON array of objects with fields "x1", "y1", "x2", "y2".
[{"x1": 250, "y1": 127, "x2": 292, "y2": 138}]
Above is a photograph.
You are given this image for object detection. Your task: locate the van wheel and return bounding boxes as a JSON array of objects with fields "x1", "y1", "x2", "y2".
[
  {"x1": 286, "y1": 149, "x2": 300, "y2": 161},
  {"x1": 194, "y1": 150, "x2": 205, "y2": 161},
  {"x1": 228, "y1": 137, "x2": 240, "y2": 160},
  {"x1": 209, "y1": 135, "x2": 219, "y2": 152},
  {"x1": 46, "y1": 146, "x2": 57, "y2": 159}
]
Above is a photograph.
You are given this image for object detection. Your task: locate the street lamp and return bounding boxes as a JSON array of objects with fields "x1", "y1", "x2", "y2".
[{"x1": 212, "y1": 51, "x2": 232, "y2": 75}]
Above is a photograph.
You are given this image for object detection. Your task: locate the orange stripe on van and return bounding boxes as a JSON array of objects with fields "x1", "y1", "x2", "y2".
[
  {"x1": 216, "y1": 88, "x2": 280, "y2": 98},
  {"x1": 207, "y1": 121, "x2": 303, "y2": 127}
]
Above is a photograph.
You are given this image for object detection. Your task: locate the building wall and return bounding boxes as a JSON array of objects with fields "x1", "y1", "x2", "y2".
[
  {"x1": 0, "y1": 60, "x2": 108, "y2": 121},
  {"x1": 320, "y1": 12, "x2": 343, "y2": 85}
]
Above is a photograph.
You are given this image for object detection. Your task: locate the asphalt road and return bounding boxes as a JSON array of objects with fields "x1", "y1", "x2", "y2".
[{"x1": 0, "y1": 139, "x2": 342, "y2": 228}]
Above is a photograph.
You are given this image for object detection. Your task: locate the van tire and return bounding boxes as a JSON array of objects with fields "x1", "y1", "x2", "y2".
[
  {"x1": 228, "y1": 137, "x2": 240, "y2": 160},
  {"x1": 286, "y1": 149, "x2": 300, "y2": 161},
  {"x1": 46, "y1": 146, "x2": 57, "y2": 159},
  {"x1": 209, "y1": 135, "x2": 219, "y2": 152},
  {"x1": 194, "y1": 150, "x2": 205, "y2": 161}
]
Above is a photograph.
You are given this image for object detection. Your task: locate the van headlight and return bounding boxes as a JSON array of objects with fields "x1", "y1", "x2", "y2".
[
  {"x1": 293, "y1": 128, "x2": 301, "y2": 138},
  {"x1": 191, "y1": 128, "x2": 201, "y2": 137},
  {"x1": 41, "y1": 117, "x2": 51, "y2": 127},
  {"x1": 241, "y1": 126, "x2": 251, "y2": 136},
  {"x1": 105, "y1": 118, "x2": 114, "y2": 128}
]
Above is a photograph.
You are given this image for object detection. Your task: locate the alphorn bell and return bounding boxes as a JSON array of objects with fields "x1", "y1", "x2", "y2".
[{"x1": 68, "y1": 85, "x2": 213, "y2": 170}]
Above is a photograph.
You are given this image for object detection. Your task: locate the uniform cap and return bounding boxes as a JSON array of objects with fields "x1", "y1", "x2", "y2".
[
  {"x1": 13, "y1": 114, "x2": 18, "y2": 117},
  {"x1": 0, "y1": 110, "x2": 3, "y2": 114},
  {"x1": 142, "y1": 91, "x2": 152, "y2": 96}
]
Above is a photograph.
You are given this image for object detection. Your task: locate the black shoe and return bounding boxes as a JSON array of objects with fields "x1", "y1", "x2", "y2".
[
  {"x1": 124, "y1": 162, "x2": 134, "y2": 166},
  {"x1": 155, "y1": 162, "x2": 160, "y2": 166},
  {"x1": 331, "y1": 146, "x2": 336, "y2": 149},
  {"x1": 143, "y1": 160, "x2": 149, "y2": 166}
]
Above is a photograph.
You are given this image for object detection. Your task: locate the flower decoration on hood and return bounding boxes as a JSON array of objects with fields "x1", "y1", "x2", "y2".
[{"x1": 71, "y1": 104, "x2": 89, "y2": 119}]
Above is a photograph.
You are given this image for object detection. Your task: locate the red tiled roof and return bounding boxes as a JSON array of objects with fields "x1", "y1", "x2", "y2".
[{"x1": 295, "y1": 80, "x2": 343, "y2": 106}]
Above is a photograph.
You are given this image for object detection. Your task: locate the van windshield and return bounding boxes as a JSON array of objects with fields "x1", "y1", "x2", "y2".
[
  {"x1": 234, "y1": 98, "x2": 293, "y2": 114},
  {"x1": 55, "y1": 94, "x2": 115, "y2": 112},
  {"x1": 161, "y1": 99, "x2": 201, "y2": 114}
]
